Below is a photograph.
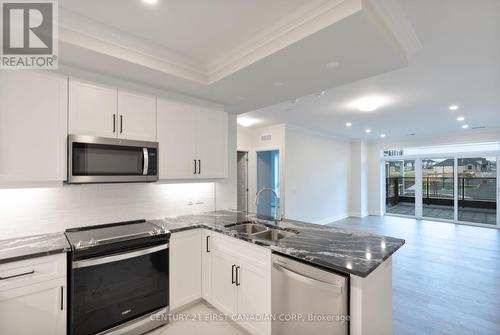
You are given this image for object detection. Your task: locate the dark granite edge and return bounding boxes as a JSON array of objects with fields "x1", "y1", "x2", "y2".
[
  {"x1": 158, "y1": 222, "x2": 405, "y2": 278},
  {"x1": 0, "y1": 247, "x2": 70, "y2": 265}
]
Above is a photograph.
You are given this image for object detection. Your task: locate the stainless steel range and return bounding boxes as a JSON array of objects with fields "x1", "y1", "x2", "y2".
[{"x1": 65, "y1": 220, "x2": 170, "y2": 335}]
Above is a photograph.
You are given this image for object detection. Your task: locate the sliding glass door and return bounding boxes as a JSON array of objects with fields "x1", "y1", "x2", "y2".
[
  {"x1": 458, "y1": 157, "x2": 497, "y2": 225},
  {"x1": 385, "y1": 160, "x2": 416, "y2": 216},
  {"x1": 422, "y1": 158, "x2": 454, "y2": 220}
]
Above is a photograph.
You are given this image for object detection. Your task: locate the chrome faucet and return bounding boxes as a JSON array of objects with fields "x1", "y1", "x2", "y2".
[{"x1": 255, "y1": 188, "x2": 282, "y2": 222}]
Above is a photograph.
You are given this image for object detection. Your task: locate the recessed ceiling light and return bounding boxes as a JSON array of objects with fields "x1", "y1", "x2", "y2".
[
  {"x1": 237, "y1": 117, "x2": 258, "y2": 127},
  {"x1": 462, "y1": 124, "x2": 469, "y2": 129},
  {"x1": 380, "y1": 134, "x2": 386, "y2": 138},
  {"x1": 456, "y1": 116, "x2": 465, "y2": 121},
  {"x1": 273, "y1": 81, "x2": 284, "y2": 87},
  {"x1": 142, "y1": 0, "x2": 158, "y2": 4},
  {"x1": 345, "y1": 122, "x2": 352, "y2": 127},
  {"x1": 365, "y1": 129, "x2": 372, "y2": 133},
  {"x1": 326, "y1": 61, "x2": 340, "y2": 69},
  {"x1": 349, "y1": 95, "x2": 390, "y2": 112},
  {"x1": 237, "y1": 96, "x2": 245, "y2": 101},
  {"x1": 449, "y1": 105, "x2": 459, "y2": 111},
  {"x1": 291, "y1": 98, "x2": 299, "y2": 104}
]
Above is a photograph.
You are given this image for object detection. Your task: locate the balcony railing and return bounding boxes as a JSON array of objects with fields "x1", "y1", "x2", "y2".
[{"x1": 386, "y1": 177, "x2": 496, "y2": 209}]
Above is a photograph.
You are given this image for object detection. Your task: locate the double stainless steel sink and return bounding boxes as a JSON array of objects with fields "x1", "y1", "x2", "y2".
[{"x1": 226, "y1": 221, "x2": 298, "y2": 242}]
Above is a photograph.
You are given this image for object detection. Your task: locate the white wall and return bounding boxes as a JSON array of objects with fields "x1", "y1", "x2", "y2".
[
  {"x1": 349, "y1": 141, "x2": 369, "y2": 217},
  {"x1": 0, "y1": 182, "x2": 214, "y2": 240},
  {"x1": 367, "y1": 129, "x2": 500, "y2": 215},
  {"x1": 285, "y1": 126, "x2": 350, "y2": 224}
]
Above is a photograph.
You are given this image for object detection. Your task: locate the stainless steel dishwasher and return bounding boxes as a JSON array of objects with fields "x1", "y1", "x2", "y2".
[{"x1": 272, "y1": 254, "x2": 349, "y2": 335}]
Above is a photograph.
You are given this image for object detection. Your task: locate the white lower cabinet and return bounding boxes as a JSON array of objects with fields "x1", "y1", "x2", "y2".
[
  {"x1": 201, "y1": 229, "x2": 212, "y2": 303},
  {"x1": 207, "y1": 231, "x2": 271, "y2": 335},
  {"x1": 0, "y1": 254, "x2": 66, "y2": 335},
  {"x1": 169, "y1": 229, "x2": 202, "y2": 311}
]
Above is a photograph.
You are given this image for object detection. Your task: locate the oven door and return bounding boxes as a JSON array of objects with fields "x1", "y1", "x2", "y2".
[
  {"x1": 69, "y1": 243, "x2": 169, "y2": 335},
  {"x1": 68, "y1": 135, "x2": 158, "y2": 183}
]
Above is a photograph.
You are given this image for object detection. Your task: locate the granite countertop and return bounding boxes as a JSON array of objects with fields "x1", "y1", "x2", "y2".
[
  {"x1": 152, "y1": 210, "x2": 405, "y2": 277},
  {"x1": 0, "y1": 233, "x2": 71, "y2": 264}
]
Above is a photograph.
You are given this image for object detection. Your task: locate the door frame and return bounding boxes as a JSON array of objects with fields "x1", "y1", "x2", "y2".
[{"x1": 237, "y1": 150, "x2": 249, "y2": 213}]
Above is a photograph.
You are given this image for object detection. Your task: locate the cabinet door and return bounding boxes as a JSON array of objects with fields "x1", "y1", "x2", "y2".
[
  {"x1": 169, "y1": 229, "x2": 202, "y2": 311},
  {"x1": 195, "y1": 107, "x2": 228, "y2": 178},
  {"x1": 68, "y1": 79, "x2": 117, "y2": 138},
  {"x1": 201, "y1": 230, "x2": 212, "y2": 303},
  {"x1": 117, "y1": 90, "x2": 157, "y2": 141},
  {"x1": 157, "y1": 98, "x2": 197, "y2": 179},
  {"x1": 0, "y1": 71, "x2": 67, "y2": 183},
  {"x1": 210, "y1": 249, "x2": 237, "y2": 316},
  {"x1": 0, "y1": 278, "x2": 66, "y2": 335},
  {"x1": 237, "y1": 258, "x2": 272, "y2": 335}
]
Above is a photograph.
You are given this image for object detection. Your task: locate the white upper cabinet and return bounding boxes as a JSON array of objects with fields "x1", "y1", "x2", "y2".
[
  {"x1": 195, "y1": 106, "x2": 228, "y2": 178},
  {"x1": 69, "y1": 79, "x2": 157, "y2": 141},
  {"x1": 117, "y1": 90, "x2": 157, "y2": 141},
  {"x1": 68, "y1": 79, "x2": 118, "y2": 138},
  {"x1": 0, "y1": 71, "x2": 67, "y2": 183},
  {"x1": 157, "y1": 98, "x2": 228, "y2": 180},
  {"x1": 157, "y1": 98, "x2": 197, "y2": 179}
]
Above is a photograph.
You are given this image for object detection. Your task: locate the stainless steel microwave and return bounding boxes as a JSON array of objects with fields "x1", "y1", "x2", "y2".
[{"x1": 68, "y1": 135, "x2": 158, "y2": 184}]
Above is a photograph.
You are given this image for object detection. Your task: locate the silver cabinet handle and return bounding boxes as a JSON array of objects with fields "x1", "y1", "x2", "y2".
[
  {"x1": 273, "y1": 263, "x2": 343, "y2": 294},
  {"x1": 73, "y1": 243, "x2": 168, "y2": 268},
  {"x1": 235, "y1": 266, "x2": 241, "y2": 286},
  {"x1": 0, "y1": 269, "x2": 35, "y2": 280},
  {"x1": 143, "y1": 148, "x2": 149, "y2": 175}
]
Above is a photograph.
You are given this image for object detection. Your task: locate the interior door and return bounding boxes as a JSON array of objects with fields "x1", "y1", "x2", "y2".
[
  {"x1": 157, "y1": 98, "x2": 197, "y2": 179},
  {"x1": 69, "y1": 79, "x2": 117, "y2": 138},
  {"x1": 117, "y1": 90, "x2": 157, "y2": 141},
  {"x1": 210, "y1": 249, "x2": 237, "y2": 316},
  {"x1": 195, "y1": 106, "x2": 228, "y2": 178}
]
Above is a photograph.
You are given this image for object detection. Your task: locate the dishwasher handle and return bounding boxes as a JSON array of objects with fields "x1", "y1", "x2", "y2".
[{"x1": 273, "y1": 263, "x2": 343, "y2": 294}]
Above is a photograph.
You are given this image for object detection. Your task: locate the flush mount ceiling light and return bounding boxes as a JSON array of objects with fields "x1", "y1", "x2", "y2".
[
  {"x1": 365, "y1": 129, "x2": 372, "y2": 133},
  {"x1": 142, "y1": 0, "x2": 158, "y2": 4},
  {"x1": 349, "y1": 95, "x2": 390, "y2": 112},
  {"x1": 345, "y1": 122, "x2": 352, "y2": 127},
  {"x1": 449, "y1": 105, "x2": 459, "y2": 111},
  {"x1": 237, "y1": 117, "x2": 258, "y2": 127},
  {"x1": 462, "y1": 124, "x2": 469, "y2": 129},
  {"x1": 456, "y1": 116, "x2": 465, "y2": 121}
]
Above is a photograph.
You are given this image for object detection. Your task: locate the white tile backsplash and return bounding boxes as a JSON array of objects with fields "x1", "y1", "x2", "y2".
[{"x1": 0, "y1": 182, "x2": 215, "y2": 240}]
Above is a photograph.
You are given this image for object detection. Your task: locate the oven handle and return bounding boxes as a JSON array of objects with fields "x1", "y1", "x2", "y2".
[{"x1": 72, "y1": 243, "x2": 168, "y2": 269}]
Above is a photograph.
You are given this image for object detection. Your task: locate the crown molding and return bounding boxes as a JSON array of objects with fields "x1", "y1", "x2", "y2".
[
  {"x1": 205, "y1": 0, "x2": 361, "y2": 84},
  {"x1": 58, "y1": 0, "x2": 421, "y2": 85},
  {"x1": 58, "y1": 8, "x2": 208, "y2": 84},
  {"x1": 363, "y1": 0, "x2": 422, "y2": 60}
]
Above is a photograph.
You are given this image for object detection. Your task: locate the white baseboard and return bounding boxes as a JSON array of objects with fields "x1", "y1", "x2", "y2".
[
  {"x1": 349, "y1": 212, "x2": 369, "y2": 218},
  {"x1": 368, "y1": 211, "x2": 383, "y2": 216},
  {"x1": 314, "y1": 213, "x2": 350, "y2": 225}
]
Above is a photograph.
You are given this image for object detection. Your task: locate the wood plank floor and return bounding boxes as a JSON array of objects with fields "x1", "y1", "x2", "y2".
[{"x1": 328, "y1": 216, "x2": 500, "y2": 335}]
